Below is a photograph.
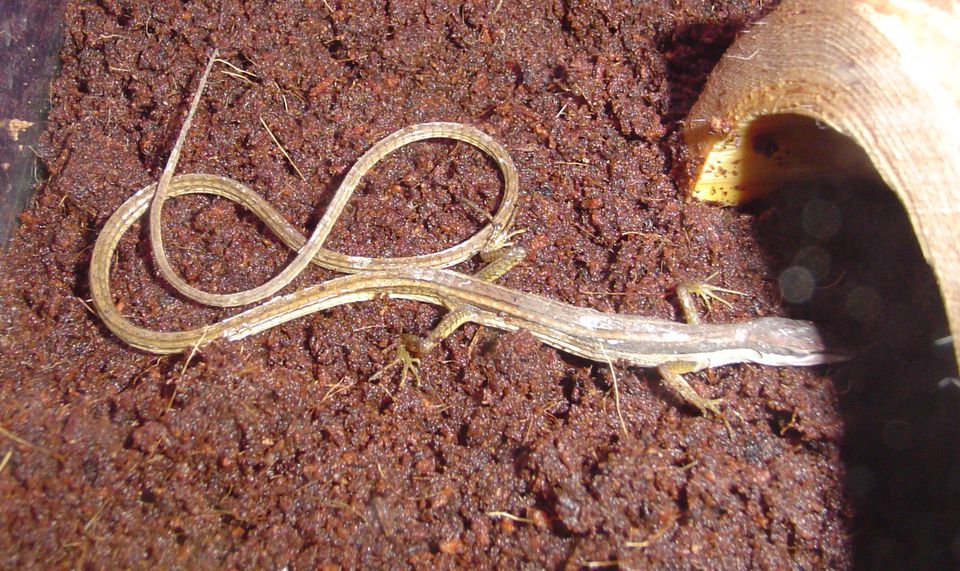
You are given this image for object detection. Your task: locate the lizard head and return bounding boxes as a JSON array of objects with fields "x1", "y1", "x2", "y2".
[{"x1": 747, "y1": 317, "x2": 849, "y2": 366}]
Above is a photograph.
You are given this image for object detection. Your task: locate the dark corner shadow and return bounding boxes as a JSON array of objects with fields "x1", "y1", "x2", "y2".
[
  {"x1": 0, "y1": 0, "x2": 69, "y2": 247},
  {"x1": 657, "y1": 16, "x2": 960, "y2": 565},
  {"x1": 750, "y1": 175, "x2": 960, "y2": 570}
]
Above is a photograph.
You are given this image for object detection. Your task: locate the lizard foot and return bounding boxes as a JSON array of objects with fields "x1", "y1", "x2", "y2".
[
  {"x1": 676, "y1": 272, "x2": 749, "y2": 325},
  {"x1": 370, "y1": 334, "x2": 426, "y2": 388}
]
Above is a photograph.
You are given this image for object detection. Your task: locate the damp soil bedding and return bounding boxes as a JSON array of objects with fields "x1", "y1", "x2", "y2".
[{"x1": 0, "y1": 1, "x2": 852, "y2": 568}]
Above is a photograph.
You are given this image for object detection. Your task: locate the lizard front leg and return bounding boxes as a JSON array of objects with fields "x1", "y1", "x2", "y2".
[{"x1": 656, "y1": 275, "x2": 750, "y2": 415}]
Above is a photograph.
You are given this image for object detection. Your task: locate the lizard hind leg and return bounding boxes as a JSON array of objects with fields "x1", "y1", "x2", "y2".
[
  {"x1": 369, "y1": 306, "x2": 477, "y2": 389},
  {"x1": 370, "y1": 333, "x2": 426, "y2": 387}
]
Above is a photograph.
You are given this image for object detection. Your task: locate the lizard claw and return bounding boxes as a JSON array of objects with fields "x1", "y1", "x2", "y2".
[
  {"x1": 370, "y1": 334, "x2": 424, "y2": 387},
  {"x1": 676, "y1": 272, "x2": 749, "y2": 325}
]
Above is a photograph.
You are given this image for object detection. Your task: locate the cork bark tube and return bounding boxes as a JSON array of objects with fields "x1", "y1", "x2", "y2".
[{"x1": 683, "y1": 0, "x2": 960, "y2": 365}]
